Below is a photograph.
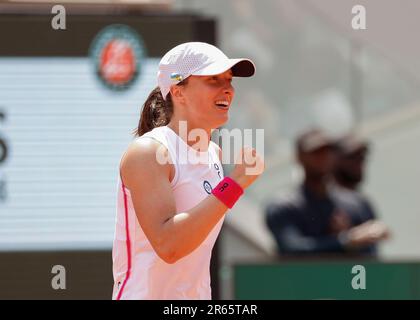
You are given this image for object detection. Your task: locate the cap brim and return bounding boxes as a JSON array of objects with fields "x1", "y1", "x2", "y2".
[
  {"x1": 192, "y1": 58, "x2": 255, "y2": 77},
  {"x1": 340, "y1": 141, "x2": 369, "y2": 155},
  {"x1": 303, "y1": 140, "x2": 334, "y2": 152},
  {"x1": 336, "y1": 134, "x2": 369, "y2": 155},
  {"x1": 299, "y1": 133, "x2": 336, "y2": 153}
]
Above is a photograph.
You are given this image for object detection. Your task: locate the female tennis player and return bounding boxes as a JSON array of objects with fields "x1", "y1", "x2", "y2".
[{"x1": 112, "y1": 42, "x2": 264, "y2": 300}]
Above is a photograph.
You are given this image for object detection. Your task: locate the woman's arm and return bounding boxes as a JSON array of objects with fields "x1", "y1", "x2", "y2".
[{"x1": 121, "y1": 138, "x2": 263, "y2": 264}]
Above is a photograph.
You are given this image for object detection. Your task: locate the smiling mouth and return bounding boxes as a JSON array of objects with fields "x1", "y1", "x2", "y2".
[{"x1": 215, "y1": 100, "x2": 230, "y2": 110}]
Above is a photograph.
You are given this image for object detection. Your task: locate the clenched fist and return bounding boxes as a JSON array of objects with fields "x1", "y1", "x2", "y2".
[{"x1": 229, "y1": 147, "x2": 265, "y2": 190}]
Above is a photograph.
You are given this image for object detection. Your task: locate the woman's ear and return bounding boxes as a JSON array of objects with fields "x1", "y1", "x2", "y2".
[{"x1": 170, "y1": 85, "x2": 185, "y2": 105}]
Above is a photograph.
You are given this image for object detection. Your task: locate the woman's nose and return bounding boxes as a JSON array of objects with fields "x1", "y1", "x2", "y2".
[{"x1": 223, "y1": 82, "x2": 234, "y2": 95}]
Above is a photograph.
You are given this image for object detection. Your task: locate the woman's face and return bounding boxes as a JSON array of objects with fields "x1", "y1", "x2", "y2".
[{"x1": 177, "y1": 69, "x2": 235, "y2": 129}]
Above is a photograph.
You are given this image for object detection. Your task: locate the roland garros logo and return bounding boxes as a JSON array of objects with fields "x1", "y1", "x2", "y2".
[{"x1": 89, "y1": 24, "x2": 145, "y2": 90}]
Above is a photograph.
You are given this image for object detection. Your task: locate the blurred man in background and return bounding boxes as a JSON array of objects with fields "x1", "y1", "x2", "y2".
[
  {"x1": 330, "y1": 133, "x2": 391, "y2": 252},
  {"x1": 333, "y1": 134, "x2": 369, "y2": 191},
  {"x1": 265, "y1": 129, "x2": 390, "y2": 257}
]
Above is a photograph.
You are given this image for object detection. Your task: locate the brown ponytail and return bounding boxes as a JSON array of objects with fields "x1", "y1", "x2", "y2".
[{"x1": 134, "y1": 80, "x2": 188, "y2": 137}]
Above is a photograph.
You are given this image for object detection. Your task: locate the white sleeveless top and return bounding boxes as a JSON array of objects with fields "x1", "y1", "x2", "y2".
[{"x1": 112, "y1": 125, "x2": 225, "y2": 300}]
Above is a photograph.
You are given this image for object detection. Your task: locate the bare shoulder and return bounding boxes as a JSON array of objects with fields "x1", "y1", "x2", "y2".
[
  {"x1": 120, "y1": 137, "x2": 172, "y2": 189},
  {"x1": 122, "y1": 137, "x2": 166, "y2": 168}
]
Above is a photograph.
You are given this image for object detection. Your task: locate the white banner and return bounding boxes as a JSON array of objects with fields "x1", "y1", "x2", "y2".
[{"x1": 0, "y1": 57, "x2": 158, "y2": 250}]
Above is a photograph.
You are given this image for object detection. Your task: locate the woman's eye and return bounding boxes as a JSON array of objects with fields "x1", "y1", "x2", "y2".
[{"x1": 208, "y1": 76, "x2": 232, "y2": 83}]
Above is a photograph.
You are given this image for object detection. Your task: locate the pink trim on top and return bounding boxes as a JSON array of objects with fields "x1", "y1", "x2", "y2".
[{"x1": 116, "y1": 181, "x2": 132, "y2": 300}]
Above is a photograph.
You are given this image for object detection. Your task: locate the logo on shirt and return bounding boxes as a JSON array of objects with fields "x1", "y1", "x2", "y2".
[
  {"x1": 203, "y1": 180, "x2": 213, "y2": 194},
  {"x1": 214, "y1": 163, "x2": 222, "y2": 180}
]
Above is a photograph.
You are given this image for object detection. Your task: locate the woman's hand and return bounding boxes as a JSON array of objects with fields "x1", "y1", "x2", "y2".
[{"x1": 229, "y1": 147, "x2": 265, "y2": 190}]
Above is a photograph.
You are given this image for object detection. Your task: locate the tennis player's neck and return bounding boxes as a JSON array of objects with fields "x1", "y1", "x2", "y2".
[{"x1": 167, "y1": 121, "x2": 211, "y2": 152}]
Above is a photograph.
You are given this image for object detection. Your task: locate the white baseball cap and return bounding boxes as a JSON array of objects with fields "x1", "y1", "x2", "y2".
[{"x1": 157, "y1": 42, "x2": 256, "y2": 100}]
